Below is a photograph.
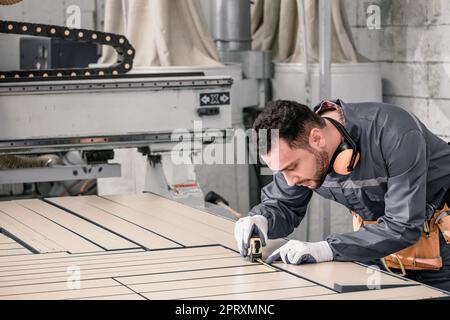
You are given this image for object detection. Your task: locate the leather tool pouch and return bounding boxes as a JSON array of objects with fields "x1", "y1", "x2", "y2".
[
  {"x1": 352, "y1": 211, "x2": 443, "y2": 272},
  {"x1": 435, "y1": 204, "x2": 450, "y2": 244}
]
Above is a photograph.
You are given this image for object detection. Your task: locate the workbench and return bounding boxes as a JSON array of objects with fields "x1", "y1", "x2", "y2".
[{"x1": 0, "y1": 193, "x2": 448, "y2": 300}]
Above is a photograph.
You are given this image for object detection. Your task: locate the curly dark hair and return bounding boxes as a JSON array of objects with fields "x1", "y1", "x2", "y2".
[{"x1": 253, "y1": 100, "x2": 326, "y2": 154}]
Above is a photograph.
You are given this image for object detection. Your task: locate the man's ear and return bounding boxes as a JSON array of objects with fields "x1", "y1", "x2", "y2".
[{"x1": 309, "y1": 128, "x2": 325, "y2": 149}]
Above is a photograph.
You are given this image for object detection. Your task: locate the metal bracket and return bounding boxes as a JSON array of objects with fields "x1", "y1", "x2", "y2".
[{"x1": 0, "y1": 163, "x2": 121, "y2": 184}]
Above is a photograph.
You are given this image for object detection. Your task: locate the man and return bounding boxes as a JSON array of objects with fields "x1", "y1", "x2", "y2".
[{"x1": 234, "y1": 99, "x2": 450, "y2": 291}]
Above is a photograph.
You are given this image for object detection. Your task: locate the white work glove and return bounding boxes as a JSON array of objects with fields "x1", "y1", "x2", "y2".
[
  {"x1": 265, "y1": 240, "x2": 333, "y2": 265},
  {"x1": 234, "y1": 215, "x2": 268, "y2": 257}
]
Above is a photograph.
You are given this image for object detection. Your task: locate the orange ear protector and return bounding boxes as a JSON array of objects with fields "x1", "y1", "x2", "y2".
[{"x1": 323, "y1": 117, "x2": 360, "y2": 175}]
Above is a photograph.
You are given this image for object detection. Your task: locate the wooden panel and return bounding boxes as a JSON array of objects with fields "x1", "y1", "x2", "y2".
[
  {"x1": 300, "y1": 285, "x2": 448, "y2": 300},
  {"x1": 263, "y1": 239, "x2": 288, "y2": 260},
  {"x1": 57, "y1": 248, "x2": 145, "y2": 257},
  {"x1": 47, "y1": 197, "x2": 181, "y2": 250},
  {"x1": 0, "y1": 278, "x2": 119, "y2": 296},
  {"x1": 0, "y1": 249, "x2": 142, "y2": 266},
  {"x1": 0, "y1": 251, "x2": 239, "y2": 278},
  {"x1": 0, "y1": 247, "x2": 288, "y2": 300},
  {"x1": 117, "y1": 265, "x2": 272, "y2": 285},
  {"x1": 0, "y1": 255, "x2": 260, "y2": 287},
  {"x1": 274, "y1": 261, "x2": 417, "y2": 290},
  {"x1": 0, "y1": 244, "x2": 446, "y2": 300},
  {"x1": 3, "y1": 285, "x2": 134, "y2": 300},
  {"x1": 0, "y1": 252, "x2": 71, "y2": 264},
  {"x1": 104, "y1": 194, "x2": 235, "y2": 233},
  {"x1": 189, "y1": 286, "x2": 335, "y2": 300},
  {"x1": 100, "y1": 195, "x2": 236, "y2": 248},
  {"x1": 78, "y1": 196, "x2": 218, "y2": 246},
  {"x1": 0, "y1": 247, "x2": 212, "y2": 269},
  {"x1": 0, "y1": 255, "x2": 250, "y2": 285},
  {"x1": 0, "y1": 202, "x2": 101, "y2": 254},
  {"x1": 0, "y1": 210, "x2": 65, "y2": 253},
  {"x1": 142, "y1": 278, "x2": 317, "y2": 300},
  {"x1": 0, "y1": 234, "x2": 15, "y2": 244},
  {"x1": 16, "y1": 199, "x2": 138, "y2": 251},
  {"x1": 0, "y1": 248, "x2": 30, "y2": 256},
  {"x1": 0, "y1": 234, "x2": 35, "y2": 258},
  {"x1": 66, "y1": 195, "x2": 234, "y2": 247},
  {"x1": 129, "y1": 272, "x2": 310, "y2": 294},
  {"x1": 0, "y1": 243, "x2": 24, "y2": 250}
]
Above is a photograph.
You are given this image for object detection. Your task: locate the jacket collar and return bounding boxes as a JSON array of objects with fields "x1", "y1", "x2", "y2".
[{"x1": 314, "y1": 99, "x2": 361, "y2": 142}]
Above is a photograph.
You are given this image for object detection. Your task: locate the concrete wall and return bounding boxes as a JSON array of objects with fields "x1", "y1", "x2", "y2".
[
  {"x1": 343, "y1": 0, "x2": 450, "y2": 140},
  {"x1": 0, "y1": 0, "x2": 104, "y2": 70}
]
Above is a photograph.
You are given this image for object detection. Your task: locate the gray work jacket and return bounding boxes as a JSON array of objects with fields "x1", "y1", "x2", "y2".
[{"x1": 250, "y1": 99, "x2": 450, "y2": 261}]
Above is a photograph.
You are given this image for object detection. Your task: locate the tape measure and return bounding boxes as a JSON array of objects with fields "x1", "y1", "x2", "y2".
[
  {"x1": 246, "y1": 238, "x2": 280, "y2": 270},
  {"x1": 247, "y1": 237, "x2": 263, "y2": 262},
  {"x1": 0, "y1": 20, "x2": 135, "y2": 82}
]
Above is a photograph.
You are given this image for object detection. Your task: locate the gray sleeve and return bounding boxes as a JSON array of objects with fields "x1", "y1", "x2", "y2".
[
  {"x1": 326, "y1": 130, "x2": 427, "y2": 261},
  {"x1": 249, "y1": 172, "x2": 313, "y2": 239}
]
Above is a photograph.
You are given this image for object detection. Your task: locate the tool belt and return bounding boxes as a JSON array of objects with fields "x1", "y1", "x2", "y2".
[{"x1": 352, "y1": 203, "x2": 450, "y2": 276}]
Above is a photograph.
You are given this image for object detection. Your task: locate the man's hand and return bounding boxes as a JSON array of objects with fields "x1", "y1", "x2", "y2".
[
  {"x1": 234, "y1": 215, "x2": 268, "y2": 257},
  {"x1": 265, "y1": 240, "x2": 333, "y2": 265}
]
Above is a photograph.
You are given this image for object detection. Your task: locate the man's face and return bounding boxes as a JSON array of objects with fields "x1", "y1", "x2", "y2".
[{"x1": 262, "y1": 138, "x2": 330, "y2": 189}]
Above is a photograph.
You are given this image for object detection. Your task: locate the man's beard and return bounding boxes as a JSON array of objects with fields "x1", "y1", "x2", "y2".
[{"x1": 300, "y1": 148, "x2": 329, "y2": 189}]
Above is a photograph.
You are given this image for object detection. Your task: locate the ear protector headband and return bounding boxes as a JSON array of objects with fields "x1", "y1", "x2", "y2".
[{"x1": 323, "y1": 117, "x2": 360, "y2": 175}]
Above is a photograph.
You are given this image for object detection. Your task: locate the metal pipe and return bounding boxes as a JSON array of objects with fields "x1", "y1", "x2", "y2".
[
  {"x1": 210, "y1": 0, "x2": 252, "y2": 51},
  {"x1": 318, "y1": 0, "x2": 332, "y2": 239},
  {"x1": 299, "y1": 0, "x2": 311, "y2": 106},
  {"x1": 319, "y1": 0, "x2": 331, "y2": 101}
]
